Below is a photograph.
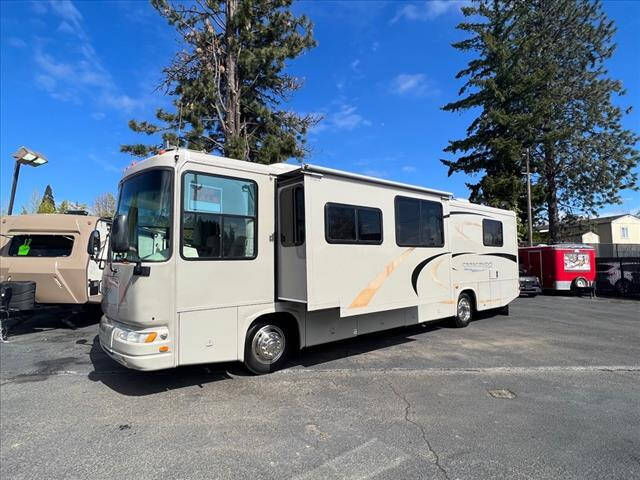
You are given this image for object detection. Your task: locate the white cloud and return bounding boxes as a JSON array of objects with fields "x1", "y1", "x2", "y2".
[
  {"x1": 371, "y1": 41, "x2": 380, "y2": 52},
  {"x1": 330, "y1": 104, "x2": 371, "y2": 130},
  {"x1": 350, "y1": 59, "x2": 361, "y2": 72},
  {"x1": 8, "y1": 37, "x2": 27, "y2": 48},
  {"x1": 310, "y1": 102, "x2": 371, "y2": 134},
  {"x1": 48, "y1": 0, "x2": 85, "y2": 38},
  {"x1": 391, "y1": 1, "x2": 469, "y2": 23},
  {"x1": 35, "y1": 74, "x2": 57, "y2": 91},
  {"x1": 31, "y1": 1, "x2": 142, "y2": 112},
  {"x1": 402, "y1": 165, "x2": 417, "y2": 173},
  {"x1": 390, "y1": 73, "x2": 440, "y2": 96},
  {"x1": 91, "y1": 112, "x2": 106, "y2": 120}
]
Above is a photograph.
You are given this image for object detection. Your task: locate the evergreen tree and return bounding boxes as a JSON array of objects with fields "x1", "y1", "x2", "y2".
[
  {"x1": 38, "y1": 185, "x2": 56, "y2": 214},
  {"x1": 442, "y1": 0, "x2": 639, "y2": 242},
  {"x1": 121, "y1": 0, "x2": 318, "y2": 164}
]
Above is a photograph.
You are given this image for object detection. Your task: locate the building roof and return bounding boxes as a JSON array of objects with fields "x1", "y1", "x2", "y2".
[{"x1": 534, "y1": 213, "x2": 639, "y2": 232}]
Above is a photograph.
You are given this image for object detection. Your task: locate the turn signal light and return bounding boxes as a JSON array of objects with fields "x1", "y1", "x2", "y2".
[
  {"x1": 144, "y1": 332, "x2": 157, "y2": 343},
  {"x1": 159, "y1": 346, "x2": 169, "y2": 352}
]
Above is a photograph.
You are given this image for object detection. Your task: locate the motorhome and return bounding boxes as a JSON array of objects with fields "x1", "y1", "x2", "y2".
[
  {"x1": 99, "y1": 149, "x2": 518, "y2": 374},
  {"x1": 0, "y1": 213, "x2": 109, "y2": 311}
]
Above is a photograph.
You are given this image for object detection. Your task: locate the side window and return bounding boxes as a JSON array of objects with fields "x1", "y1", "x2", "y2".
[
  {"x1": 483, "y1": 219, "x2": 503, "y2": 247},
  {"x1": 181, "y1": 172, "x2": 257, "y2": 260},
  {"x1": 395, "y1": 196, "x2": 444, "y2": 247},
  {"x1": 8, "y1": 234, "x2": 74, "y2": 257},
  {"x1": 325, "y1": 203, "x2": 382, "y2": 244},
  {"x1": 280, "y1": 186, "x2": 305, "y2": 247}
]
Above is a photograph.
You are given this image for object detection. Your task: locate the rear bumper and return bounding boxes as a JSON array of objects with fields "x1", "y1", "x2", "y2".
[
  {"x1": 99, "y1": 316, "x2": 174, "y2": 371},
  {"x1": 519, "y1": 286, "x2": 542, "y2": 295}
]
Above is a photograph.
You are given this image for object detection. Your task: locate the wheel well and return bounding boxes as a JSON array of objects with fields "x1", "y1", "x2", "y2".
[
  {"x1": 251, "y1": 312, "x2": 300, "y2": 351},
  {"x1": 459, "y1": 289, "x2": 477, "y2": 311}
]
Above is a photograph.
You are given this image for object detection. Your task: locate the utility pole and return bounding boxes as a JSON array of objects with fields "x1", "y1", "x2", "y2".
[{"x1": 525, "y1": 148, "x2": 533, "y2": 247}]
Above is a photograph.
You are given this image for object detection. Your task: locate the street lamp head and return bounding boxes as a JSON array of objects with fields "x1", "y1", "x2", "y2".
[{"x1": 12, "y1": 146, "x2": 48, "y2": 166}]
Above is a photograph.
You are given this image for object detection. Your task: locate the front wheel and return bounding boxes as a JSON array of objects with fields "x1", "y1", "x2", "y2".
[
  {"x1": 453, "y1": 293, "x2": 473, "y2": 328},
  {"x1": 244, "y1": 321, "x2": 290, "y2": 375}
]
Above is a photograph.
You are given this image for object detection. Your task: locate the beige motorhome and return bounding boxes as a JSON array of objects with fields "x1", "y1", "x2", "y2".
[
  {"x1": 0, "y1": 214, "x2": 109, "y2": 307},
  {"x1": 99, "y1": 149, "x2": 518, "y2": 374}
]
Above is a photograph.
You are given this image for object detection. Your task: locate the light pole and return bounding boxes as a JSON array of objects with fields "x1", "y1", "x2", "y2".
[
  {"x1": 524, "y1": 148, "x2": 533, "y2": 247},
  {"x1": 7, "y1": 146, "x2": 48, "y2": 215}
]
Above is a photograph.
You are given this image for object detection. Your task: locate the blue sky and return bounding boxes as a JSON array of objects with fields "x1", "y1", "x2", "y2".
[{"x1": 1, "y1": 0, "x2": 639, "y2": 215}]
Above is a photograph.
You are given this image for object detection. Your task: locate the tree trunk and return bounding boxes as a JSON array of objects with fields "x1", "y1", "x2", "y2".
[
  {"x1": 544, "y1": 146, "x2": 559, "y2": 243},
  {"x1": 224, "y1": 0, "x2": 241, "y2": 158}
]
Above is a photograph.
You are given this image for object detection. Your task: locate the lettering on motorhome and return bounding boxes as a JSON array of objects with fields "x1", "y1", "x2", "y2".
[{"x1": 462, "y1": 261, "x2": 493, "y2": 272}]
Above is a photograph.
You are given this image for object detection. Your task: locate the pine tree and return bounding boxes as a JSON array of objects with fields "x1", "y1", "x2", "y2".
[
  {"x1": 443, "y1": 0, "x2": 639, "y2": 242},
  {"x1": 121, "y1": 0, "x2": 318, "y2": 164},
  {"x1": 38, "y1": 185, "x2": 56, "y2": 214}
]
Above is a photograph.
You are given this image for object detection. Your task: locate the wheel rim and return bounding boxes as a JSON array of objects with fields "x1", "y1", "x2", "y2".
[
  {"x1": 457, "y1": 297, "x2": 471, "y2": 323},
  {"x1": 575, "y1": 278, "x2": 587, "y2": 288},
  {"x1": 252, "y1": 325, "x2": 285, "y2": 365}
]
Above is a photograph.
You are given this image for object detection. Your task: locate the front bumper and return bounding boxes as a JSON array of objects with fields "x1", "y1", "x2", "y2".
[{"x1": 99, "y1": 315, "x2": 174, "y2": 371}]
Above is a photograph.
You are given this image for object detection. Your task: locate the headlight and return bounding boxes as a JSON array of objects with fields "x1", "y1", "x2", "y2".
[{"x1": 115, "y1": 326, "x2": 169, "y2": 343}]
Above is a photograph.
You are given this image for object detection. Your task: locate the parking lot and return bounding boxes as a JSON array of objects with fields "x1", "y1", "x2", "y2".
[{"x1": 1, "y1": 295, "x2": 639, "y2": 480}]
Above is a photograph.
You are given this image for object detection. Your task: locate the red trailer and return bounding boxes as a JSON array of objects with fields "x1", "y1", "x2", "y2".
[{"x1": 518, "y1": 244, "x2": 596, "y2": 292}]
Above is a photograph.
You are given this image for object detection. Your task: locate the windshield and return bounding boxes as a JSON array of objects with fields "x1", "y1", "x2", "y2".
[{"x1": 114, "y1": 169, "x2": 173, "y2": 263}]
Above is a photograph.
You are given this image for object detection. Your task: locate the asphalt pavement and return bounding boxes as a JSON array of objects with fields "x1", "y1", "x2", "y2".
[{"x1": 1, "y1": 295, "x2": 639, "y2": 480}]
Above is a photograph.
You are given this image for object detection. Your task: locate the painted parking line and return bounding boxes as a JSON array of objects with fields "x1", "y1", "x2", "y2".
[{"x1": 293, "y1": 438, "x2": 409, "y2": 480}]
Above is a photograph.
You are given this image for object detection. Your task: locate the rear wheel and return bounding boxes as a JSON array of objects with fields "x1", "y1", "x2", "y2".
[
  {"x1": 615, "y1": 279, "x2": 631, "y2": 295},
  {"x1": 453, "y1": 293, "x2": 473, "y2": 328},
  {"x1": 244, "y1": 320, "x2": 290, "y2": 375}
]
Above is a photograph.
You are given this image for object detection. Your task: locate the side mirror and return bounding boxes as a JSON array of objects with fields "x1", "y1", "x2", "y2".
[
  {"x1": 111, "y1": 214, "x2": 130, "y2": 253},
  {"x1": 87, "y1": 230, "x2": 101, "y2": 258}
]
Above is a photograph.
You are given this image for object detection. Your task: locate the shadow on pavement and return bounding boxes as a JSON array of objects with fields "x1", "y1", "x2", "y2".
[
  {"x1": 87, "y1": 309, "x2": 506, "y2": 397},
  {"x1": 2, "y1": 306, "x2": 101, "y2": 338}
]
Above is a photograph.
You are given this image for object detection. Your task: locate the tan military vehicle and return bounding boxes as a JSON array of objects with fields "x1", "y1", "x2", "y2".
[{"x1": 0, "y1": 213, "x2": 109, "y2": 319}]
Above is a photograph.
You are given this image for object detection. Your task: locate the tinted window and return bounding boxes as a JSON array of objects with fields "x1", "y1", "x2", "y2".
[
  {"x1": 280, "y1": 186, "x2": 305, "y2": 247},
  {"x1": 357, "y1": 208, "x2": 382, "y2": 242},
  {"x1": 395, "y1": 197, "x2": 444, "y2": 247},
  {"x1": 483, "y1": 219, "x2": 503, "y2": 247},
  {"x1": 325, "y1": 203, "x2": 382, "y2": 244},
  {"x1": 182, "y1": 172, "x2": 257, "y2": 260},
  {"x1": 8, "y1": 235, "x2": 74, "y2": 257},
  {"x1": 326, "y1": 204, "x2": 356, "y2": 242}
]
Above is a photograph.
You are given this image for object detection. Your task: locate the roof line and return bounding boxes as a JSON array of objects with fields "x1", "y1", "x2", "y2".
[{"x1": 300, "y1": 164, "x2": 453, "y2": 198}]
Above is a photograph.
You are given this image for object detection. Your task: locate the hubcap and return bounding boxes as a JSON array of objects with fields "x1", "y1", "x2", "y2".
[
  {"x1": 252, "y1": 325, "x2": 285, "y2": 365},
  {"x1": 575, "y1": 278, "x2": 587, "y2": 288},
  {"x1": 457, "y1": 297, "x2": 471, "y2": 322}
]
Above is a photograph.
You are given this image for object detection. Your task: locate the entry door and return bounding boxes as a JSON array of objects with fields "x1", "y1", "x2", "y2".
[
  {"x1": 529, "y1": 251, "x2": 542, "y2": 282},
  {"x1": 277, "y1": 181, "x2": 307, "y2": 302}
]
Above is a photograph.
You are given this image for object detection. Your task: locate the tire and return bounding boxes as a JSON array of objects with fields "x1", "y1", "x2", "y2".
[
  {"x1": 615, "y1": 279, "x2": 631, "y2": 295},
  {"x1": 244, "y1": 319, "x2": 291, "y2": 375},
  {"x1": 453, "y1": 293, "x2": 473, "y2": 328},
  {"x1": 572, "y1": 277, "x2": 589, "y2": 292}
]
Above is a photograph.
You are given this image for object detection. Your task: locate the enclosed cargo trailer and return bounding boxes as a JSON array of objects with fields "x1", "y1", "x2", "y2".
[{"x1": 518, "y1": 244, "x2": 595, "y2": 293}]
